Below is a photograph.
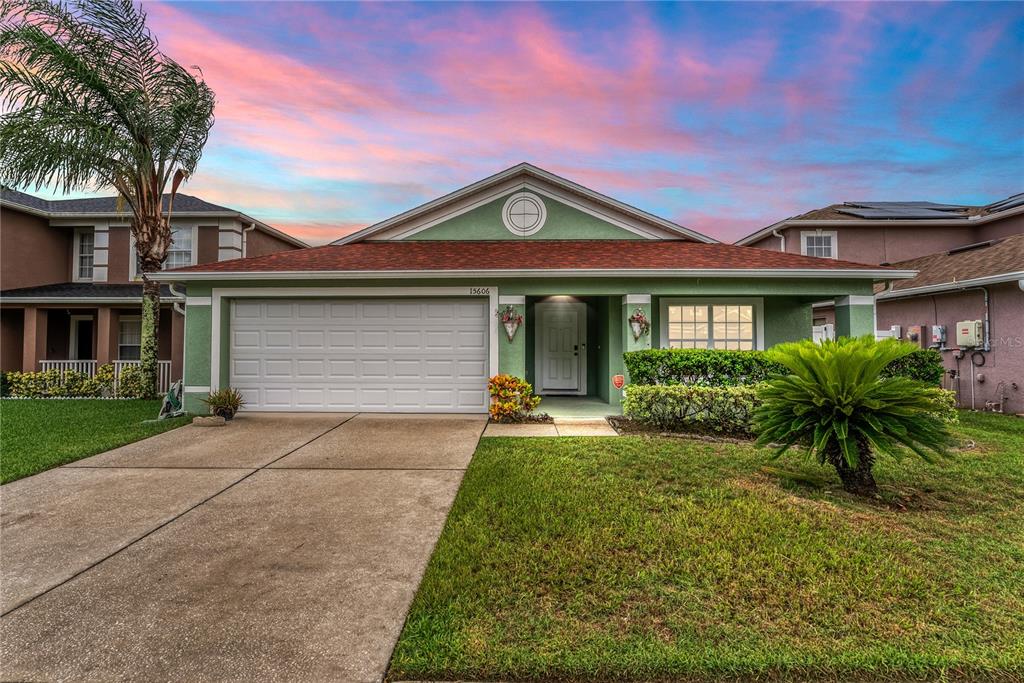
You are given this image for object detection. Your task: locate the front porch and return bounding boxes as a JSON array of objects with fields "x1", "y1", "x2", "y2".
[
  {"x1": 498, "y1": 291, "x2": 877, "y2": 410},
  {"x1": 0, "y1": 304, "x2": 182, "y2": 393}
]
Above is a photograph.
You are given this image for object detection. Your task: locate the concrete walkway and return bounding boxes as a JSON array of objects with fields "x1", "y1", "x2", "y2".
[
  {"x1": 0, "y1": 412, "x2": 486, "y2": 683},
  {"x1": 482, "y1": 416, "x2": 619, "y2": 437}
]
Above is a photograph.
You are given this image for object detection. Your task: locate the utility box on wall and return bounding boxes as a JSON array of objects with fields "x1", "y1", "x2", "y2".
[
  {"x1": 906, "y1": 325, "x2": 926, "y2": 347},
  {"x1": 956, "y1": 320, "x2": 983, "y2": 347},
  {"x1": 931, "y1": 325, "x2": 946, "y2": 347}
]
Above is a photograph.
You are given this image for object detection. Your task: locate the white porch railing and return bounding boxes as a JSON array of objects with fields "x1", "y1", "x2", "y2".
[
  {"x1": 39, "y1": 359, "x2": 97, "y2": 376},
  {"x1": 38, "y1": 359, "x2": 173, "y2": 395}
]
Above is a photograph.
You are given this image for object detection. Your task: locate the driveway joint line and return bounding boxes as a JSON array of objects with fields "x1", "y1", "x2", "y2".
[{"x1": 1, "y1": 413, "x2": 355, "y2": 618}]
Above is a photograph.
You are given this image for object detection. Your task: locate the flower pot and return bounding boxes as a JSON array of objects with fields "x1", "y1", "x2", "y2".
[
  {"x1": 212, "y1": 406, "x2": 236, "y2": 421},
  {"x1": 503, "y1": 320, "x2": 520, "y2": 341}
]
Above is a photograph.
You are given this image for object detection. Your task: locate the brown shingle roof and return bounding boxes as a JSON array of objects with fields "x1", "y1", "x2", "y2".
[
  {"x1": 167, "y1": 240, "x2": 898, "y2": 274},
  {"x1": 888, "y1": 233, "x2": 1024, "y2": 292}
]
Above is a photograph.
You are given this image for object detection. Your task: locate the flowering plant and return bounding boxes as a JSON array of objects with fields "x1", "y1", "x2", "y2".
[
  {"x1": 488, "y1": 374, "x2": 541, "y2": 422},
  {"x1": 628, "y1": 307, "x2": 651, "y2": 340},
  {"x1": 496, "y1": 304, "x2": 523, "y2": 325}
]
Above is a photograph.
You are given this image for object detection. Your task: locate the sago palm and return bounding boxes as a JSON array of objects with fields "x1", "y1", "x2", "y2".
[
  {"x1": 0, "y1": 0, "x2": 215, "y2": 396},
  {"x1": 754, "y1": 336, "x2": 954, "y2": 496}
]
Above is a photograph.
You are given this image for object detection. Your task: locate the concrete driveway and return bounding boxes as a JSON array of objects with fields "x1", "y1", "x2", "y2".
[{"x1": 0, "y1": 412, "x2": 485, "y2": 682}]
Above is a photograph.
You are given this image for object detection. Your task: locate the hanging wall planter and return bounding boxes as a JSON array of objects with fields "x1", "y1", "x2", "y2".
[
  {"x1": 628, "y1": 307, "x2": 651, "y2": 342},
  {"x1": 496, "y1": 304, "x2": 524, "y2": 342}
]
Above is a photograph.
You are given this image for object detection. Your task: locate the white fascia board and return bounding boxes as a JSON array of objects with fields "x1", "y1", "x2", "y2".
[
  {"x1": 876, "y1": 271, "x2": 1024, "y2": 300},
  {"x1": 334, "y1": 162, "x2": 717, "y2": 245},
  {"x1": 152, "y1": 267, "x2": 917, "y2": 282}
]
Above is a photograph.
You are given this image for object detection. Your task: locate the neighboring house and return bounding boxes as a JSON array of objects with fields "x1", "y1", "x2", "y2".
[
  {"x1": 0, "y1": 188, "x2": 306, "y2": 390},
  {"x1": 153, "y1": 163, "x2": 911, "y2": 414},
  {"x1": 736, "y1": 195, "x2": 1024, "y2": 414}
]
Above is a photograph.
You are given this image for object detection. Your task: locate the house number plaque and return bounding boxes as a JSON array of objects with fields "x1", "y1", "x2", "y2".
[{"x1": 469, "y1": 287, "x2": 491, "y2": 295}]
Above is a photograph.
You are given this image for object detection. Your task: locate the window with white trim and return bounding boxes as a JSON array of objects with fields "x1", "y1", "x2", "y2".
[
  {"x1": 164, "y1": 226, "x2": 194, "y2": 269},
  {"x1": 801, "y1": 230, "x2": 837, "y2": 259},
  {"x1": 118, "y1": 317, "x2": 141, "y2": 360},
  {"x1": 665, "y1": 304, "x2": 756, "y2": 350},
  {"x1": 133, "y1": 225, "x2": 195, "y2": 277},
  {"x1": 74, "y1": 229, "x2": 95, "y2": 281}
]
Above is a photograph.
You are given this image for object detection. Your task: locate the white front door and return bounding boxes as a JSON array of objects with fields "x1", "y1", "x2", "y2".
[{"x1": 536, "y1": 302, "x2": 585, "y2": 394}]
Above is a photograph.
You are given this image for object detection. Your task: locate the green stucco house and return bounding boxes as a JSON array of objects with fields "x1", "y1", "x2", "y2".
[{"x1": 155, "y1": 164, "x2": 913, "y2": 414}]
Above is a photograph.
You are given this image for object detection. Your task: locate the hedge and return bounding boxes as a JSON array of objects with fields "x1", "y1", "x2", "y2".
[
  {"x1": 623, "y1": 347, "x2": 944, "y2": 386},
  {"x1": 623, "y1": 384, "x2": 761, "y2": 437},
  {"x1": 2, "y1": 363, "x2": 151, "y2": 399},
  {"x1": 624, "y1": 384, "x2": 957, "y2": 436}
]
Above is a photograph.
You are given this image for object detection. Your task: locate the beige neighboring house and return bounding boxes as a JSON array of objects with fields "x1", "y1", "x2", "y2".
[
  {"x1": 0, "y1": 187, "x2": 306, "y2": 390},
  {"x1": 736, "y1": 194, "x2": 1024, "y2": 414}
]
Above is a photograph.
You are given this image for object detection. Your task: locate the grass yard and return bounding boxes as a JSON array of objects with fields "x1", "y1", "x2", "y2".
[
  {"x1": 390, "y1": 411, "x2": 1024, "y2": 682},
  {"x1": 0, "y1": 399, "x2": 189, "y2": 483}
]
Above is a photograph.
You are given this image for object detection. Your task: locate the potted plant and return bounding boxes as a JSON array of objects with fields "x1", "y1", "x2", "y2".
[
  {"x1": 202, "y1": 387, "x2": 246, "y2": 421},
  {"x1": 628, "y1": 307, "x2": 650, "y2": 341},
  {"x1": 496, "y1": 304, "x2": 524, "y2": 341}
]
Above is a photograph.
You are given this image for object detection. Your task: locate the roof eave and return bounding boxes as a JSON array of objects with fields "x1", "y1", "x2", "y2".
[
  {"x1": 877, "y1": 271, "x2": 1024, "y2": 300},
  {"x1": 151, "y1": 267, "x2": 915, "y2": 282}
]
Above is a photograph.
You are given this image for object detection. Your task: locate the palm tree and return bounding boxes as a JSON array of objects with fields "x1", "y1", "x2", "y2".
[
  {"x1": 0, "y1": 0, "x2": 215, "y2": 396},
  {"x1": 754, "y1": 336, "x2": 955, "y2": 496}
]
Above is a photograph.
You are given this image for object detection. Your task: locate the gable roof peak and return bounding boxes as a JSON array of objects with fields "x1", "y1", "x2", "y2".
[{"x1": 333, "y1": 163, "x2": 717, "y2": 245}]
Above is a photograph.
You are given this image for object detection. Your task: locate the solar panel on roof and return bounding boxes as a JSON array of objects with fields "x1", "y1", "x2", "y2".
[
  {"x1": 836, "y1": 207, "x2": 968, "y2": 219},
  {"x1": 845, "y1": 201, "x2": 966, "y2": 211},
  {"x1": 985, "y1": 193, "x2": 1024, "y2": 213}
]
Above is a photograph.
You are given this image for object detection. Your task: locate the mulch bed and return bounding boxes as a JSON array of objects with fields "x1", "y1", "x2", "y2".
[
  {"x1": 607, "y1": 416, "x2": 755, "y2": 444},
  {"x1": 488, "y1": 413, "x2": 555, "y2": 425}
]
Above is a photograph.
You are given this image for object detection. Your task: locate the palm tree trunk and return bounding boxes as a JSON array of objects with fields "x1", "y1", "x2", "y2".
[
  {"x1": 826, "y1": 442, "x2": 878, "y2": 496},
  {"x1": 140, "y1": 276, "x2": 161, "y2": 398}
]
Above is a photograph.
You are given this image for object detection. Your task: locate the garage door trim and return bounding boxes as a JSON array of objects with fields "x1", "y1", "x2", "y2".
[{"x1": 209, "y1": 286, "x2": 499, "y2": 396}]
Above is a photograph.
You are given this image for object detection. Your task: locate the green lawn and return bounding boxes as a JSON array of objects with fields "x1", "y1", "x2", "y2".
[
  {"x1": 390, "y1": 411, "x2": 1024, "y2": 682},
  {"x1": 0, "y1": 399, "x2": 190, "y2": 483}
]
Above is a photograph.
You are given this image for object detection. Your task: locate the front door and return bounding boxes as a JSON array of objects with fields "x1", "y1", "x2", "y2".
[{"x1": 536, "y1": 302, "x2": 586, "y2": 394}]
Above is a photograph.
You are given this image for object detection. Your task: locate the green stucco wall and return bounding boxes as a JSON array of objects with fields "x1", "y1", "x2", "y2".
[
  {"x1": 406, "y1": 191, "x2": 644, "y2": 241},
  {"x1": 763, "y1": 297, "x2": 813, "y2": 347},
  {"x1": 835, "y1": 303, "x2": 875, "y2": 338},
  {"x1": 183, "y1": 303, "x2": 212, "y2": 414},
  {"x1": 496, "y1": 302, "x2": 526, "y2": 377}
]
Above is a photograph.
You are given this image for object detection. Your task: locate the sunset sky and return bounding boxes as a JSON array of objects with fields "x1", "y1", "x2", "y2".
[{"x1": 26, "y1": 1, "x2": 1024, "y2": 244}]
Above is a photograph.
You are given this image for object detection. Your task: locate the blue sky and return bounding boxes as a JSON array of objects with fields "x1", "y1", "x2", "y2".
[{"x1": 30, "y1": 1, "x2": 1024, "y2": 243}]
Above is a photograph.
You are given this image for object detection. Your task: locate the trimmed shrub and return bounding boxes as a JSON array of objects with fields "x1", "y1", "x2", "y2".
[
  {"x1": 623, "y1": 384, "x2": 762, "y2": 437},
  {"x1": 624, "y1": 346, "x2": 944, "y2": 387},
  {"x1": 488, "y1": 374, "x2": 541, "y2": 423},
  {"x1": 115, "y1": 363, "x2": 149, "y2": 398},
  {"x1": 5, "y1": 366, "x2": 114, "y2": 398}
]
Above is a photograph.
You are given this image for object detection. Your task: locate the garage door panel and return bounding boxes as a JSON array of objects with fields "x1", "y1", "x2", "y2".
[{"x1": 230, "y1": 298, "x2": 489, "y2": 411}]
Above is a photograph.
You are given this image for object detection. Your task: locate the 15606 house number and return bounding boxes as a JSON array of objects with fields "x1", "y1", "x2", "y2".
[{"x1": 469, "y1": 287, "x2": 491, "y2": 295}]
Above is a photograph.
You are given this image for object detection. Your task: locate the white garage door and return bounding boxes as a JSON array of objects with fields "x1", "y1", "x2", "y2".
[{"x1": 230, "y1": 298, "x2": 490, "y2": 412}]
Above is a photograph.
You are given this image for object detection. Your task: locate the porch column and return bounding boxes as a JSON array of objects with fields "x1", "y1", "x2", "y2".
[
  {"x1": 170, "y1": 307, "x2": 185, "y2": 383},
  {"x1": 22, "y1": 307, "x2": 47, "y2": 371},
  {"x1": 96, "y1": 306, "x2": 118, "y2": 365},
  {"x1": 182, "y1": 296, "x2": 213, "y2": 414},
  {"x1": 619, "y1": 294, "x2": 652, "y2": 402},
  {"x1": 496, "y1": 295, "x2": 526, "y2": 379},
  {"x1": 834, "y1": 295, "x2": 875, "y2": 338},
  {"x1": 622, "y1": 294, "x2": 653, "y2": 354}
]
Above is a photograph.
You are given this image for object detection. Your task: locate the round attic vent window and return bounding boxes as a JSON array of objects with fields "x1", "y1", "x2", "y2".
[{"x1": 502, "y1": 191, "x2": 547, "y2": 236}]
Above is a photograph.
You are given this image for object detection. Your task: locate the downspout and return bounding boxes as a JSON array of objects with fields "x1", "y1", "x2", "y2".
[
  {"x1": 168, "y1": 283, "x2": 186, "y2": 316},
  {"x1": 242, "y1": 222, "x2": 256, "y2": 258},
  {"x1": 771, "y1": 229, "x2": 785, "y2": 252}
]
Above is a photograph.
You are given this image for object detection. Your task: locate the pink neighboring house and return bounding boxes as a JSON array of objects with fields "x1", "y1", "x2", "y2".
[{"x1": 736, "y1": 194, "x2": 1024, "y2": 414}]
